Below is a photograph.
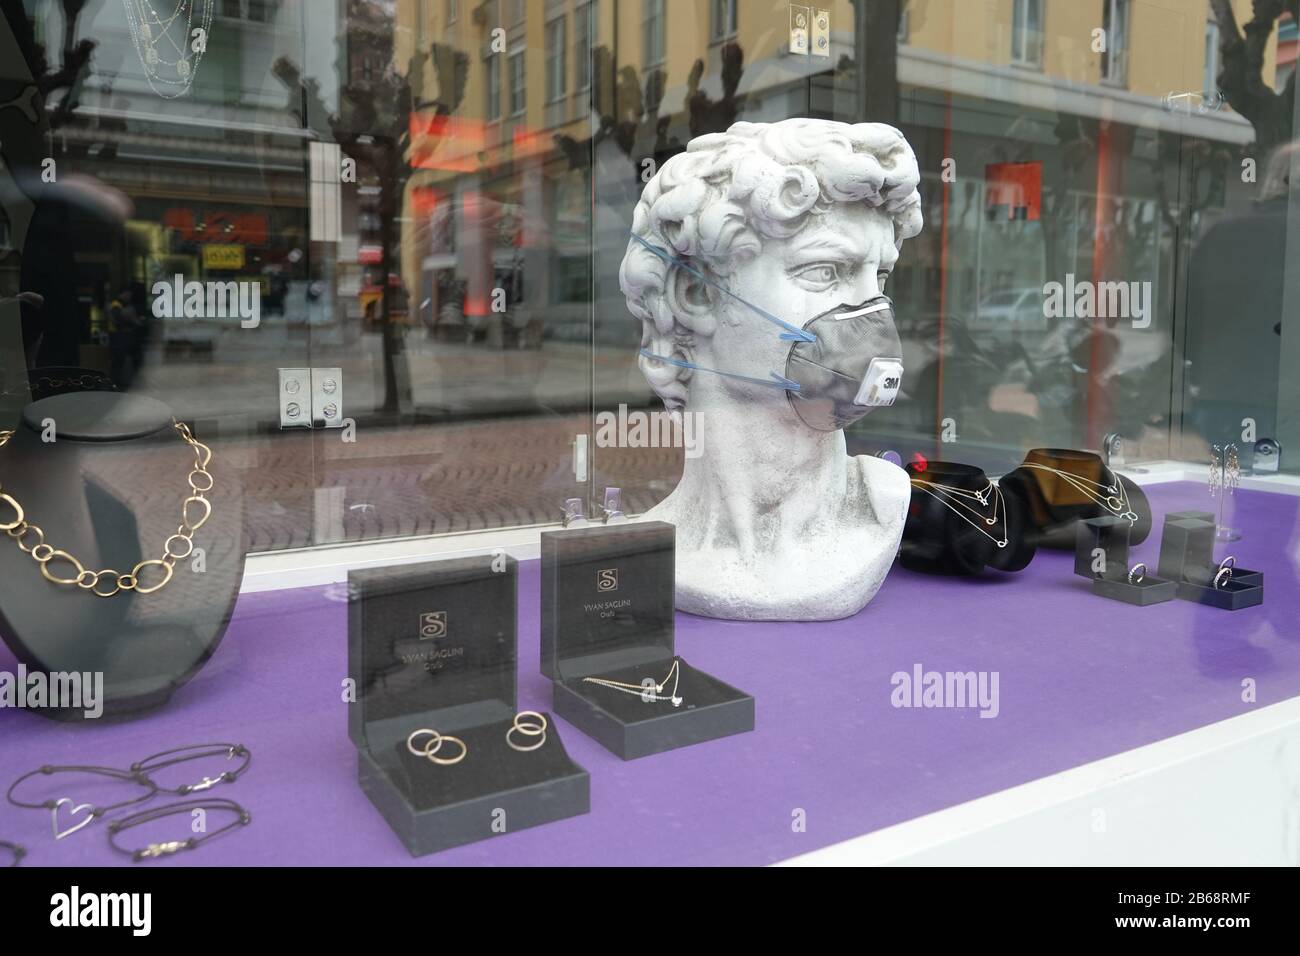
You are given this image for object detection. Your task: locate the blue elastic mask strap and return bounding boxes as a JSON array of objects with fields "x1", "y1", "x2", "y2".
[
  {"x1": 629, "y1": 233, "x2": 816, "y2": 343},
  {"x1": 639, "y1": 349, "x2": 799, "y2": 392}
]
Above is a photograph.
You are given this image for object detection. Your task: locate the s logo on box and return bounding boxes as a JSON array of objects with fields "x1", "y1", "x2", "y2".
[
  {"x1": 420, "y1": 611, "x2": 447, "y2": 640},
  {"x1": 596, "y1": 569, "x2": 618, "y2": 592}
]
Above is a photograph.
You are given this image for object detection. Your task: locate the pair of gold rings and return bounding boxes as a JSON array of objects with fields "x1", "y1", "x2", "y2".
[
  {"x1": 1214, "y1": 555, "x2": 1236, "y2": 590},
  {"x1": 406, "y1": 728, "x2": 467, "y2": 766},
  {"x1": 507, "y1": 711, "x2": 547, "y2": 752}
]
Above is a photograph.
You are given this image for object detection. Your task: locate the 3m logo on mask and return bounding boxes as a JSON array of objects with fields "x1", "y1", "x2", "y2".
[{"x1": 785, "y1": 297, "x2": 905, "y2": 431}]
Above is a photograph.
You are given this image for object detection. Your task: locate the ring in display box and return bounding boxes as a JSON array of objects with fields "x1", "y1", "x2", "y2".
[
  {"x1": 347, "y1": 555, "x2": 589, "y2": 857},
  {"x1": 540, "y1": 521, "x2": 754, "y2": 760},
  {"x1": 1157, "y1": 516, "x2": 1264, "y2": 611},
  {"x1": 1073, "y1": 515, "x2": 1177, "y2": 606}
]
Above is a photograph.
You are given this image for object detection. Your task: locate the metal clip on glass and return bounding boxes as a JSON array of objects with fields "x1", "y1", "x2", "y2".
[
  {"x1": 562, "y1": 498, "x2": 590, "y2": 529},
  {"x1": 601, "y1": 487, "x2": 628, "y2": 524}
]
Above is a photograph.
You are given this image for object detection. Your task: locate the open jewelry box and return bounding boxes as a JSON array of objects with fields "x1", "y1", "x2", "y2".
[
  {"x1": 540, "y1": 521, "x2": 754, "y2": 760},
  {"x1": 347, "y1": 555, "x2": 590, "y2": 857},
  {"x1": 1157, "y1": 515, "x2": 1264, "y2": 611}
]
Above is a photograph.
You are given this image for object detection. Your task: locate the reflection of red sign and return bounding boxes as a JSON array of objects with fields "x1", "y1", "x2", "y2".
[
  {"x1": 408, "y1": 112, "x2": 550, "y2": 171},
  {"x1": 411, "y1": 186, "x2": 443, "y2": 217},
  {"x1": 409, "y1": 114, "x2": 486, "y2": 172},
  {"x1": 985, "y1": 162, "x2": 1042, "y2": 221},
  {"x1": 358, "y1": 245, "x2": 383, "y2": 265},
  {"x1": 164, "y1": 208, "x2": 269, "y2": 245}
]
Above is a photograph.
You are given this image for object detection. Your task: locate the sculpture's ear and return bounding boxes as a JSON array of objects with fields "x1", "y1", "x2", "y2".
[{"x1": 663, "y1": 262, "x2": 715, "y2": 329}]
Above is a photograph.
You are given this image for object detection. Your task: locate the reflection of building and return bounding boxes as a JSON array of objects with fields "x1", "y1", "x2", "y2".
[
  {"x1": 392, "y1": 0, "x2": 1275, "y2": 356},
  {"x1": 25, "y1": 0, "x2": 323, "y2": 356}
]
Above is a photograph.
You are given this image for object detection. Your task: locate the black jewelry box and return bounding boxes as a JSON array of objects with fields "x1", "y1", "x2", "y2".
[
  {"x1": 1156, "y1": 517, "x2": 1263, "y2": 611},
  {"x1": 1073, "y1": 516, "x2": 1176, "y2": 606},
  {"x1": 348, "y1": 556, "x2": 589, "y2": 857},
  {"x1": 540, "y1": 522, "x2": 754, "y2": 760}
]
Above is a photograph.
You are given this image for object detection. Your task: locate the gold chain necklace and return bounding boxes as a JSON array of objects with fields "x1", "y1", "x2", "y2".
[
  {"x1": 909, "y1": 478, "x2": 1008, "y2": 548},
  {"x1": 0, "y1": 420, "x2": 213, "y2": 598},
  {"x1": 1021, "y1": 462, "x2": 1137, "y2": 525},
  {"x1": 583, "y1": 659, "x2": 683, "y2": 707}
]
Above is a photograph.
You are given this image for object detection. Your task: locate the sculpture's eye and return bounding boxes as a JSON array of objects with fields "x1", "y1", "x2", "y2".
[{"x1": 793, "y1": 263, "x2": 839, "y2": 291}]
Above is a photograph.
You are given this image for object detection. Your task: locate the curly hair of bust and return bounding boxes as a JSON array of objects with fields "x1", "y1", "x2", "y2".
[{"x1": 618, "y1": 118, "x2": 923, "y2": 411}]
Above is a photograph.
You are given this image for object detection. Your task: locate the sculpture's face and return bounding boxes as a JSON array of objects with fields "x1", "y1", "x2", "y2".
[{"x1": 702, "y1": 202, "x2": 904, "y2": 415}]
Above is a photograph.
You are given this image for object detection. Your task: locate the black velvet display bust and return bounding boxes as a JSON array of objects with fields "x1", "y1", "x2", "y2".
[
  {"x1": 900, "y1": 460, "x2": 1036, "y2": 575},
  {"x1": 0, "y1": 393, "x2": 245, "y2": 720},
  {"x1": 999, "y1": 447, "x2": 1151, "y2": 550}
]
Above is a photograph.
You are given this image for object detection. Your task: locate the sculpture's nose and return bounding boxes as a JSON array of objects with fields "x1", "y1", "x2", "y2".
[{"x1": 843, "y1": 264, "x2": 882, "y2": 304}]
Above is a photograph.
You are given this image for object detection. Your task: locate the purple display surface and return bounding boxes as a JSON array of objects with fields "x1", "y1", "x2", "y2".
[{"x1": 2, "y1": 481, "x2": 1297, "y2": 866}]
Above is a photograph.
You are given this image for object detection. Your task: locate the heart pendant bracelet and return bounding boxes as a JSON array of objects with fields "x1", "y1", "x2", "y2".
[{"x1": 5, "y1": 765, "x2": 158, "y2": 840}]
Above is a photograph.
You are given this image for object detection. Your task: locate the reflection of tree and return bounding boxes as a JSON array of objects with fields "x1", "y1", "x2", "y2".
[
  {"x1": 686, "y1": 41, "x2": 745, "y2": 138},
  {"x1": 853, "y1": 0, "x2": 905, "y2": 125},
  {"x1": 0, "y1": 0, "x2": 97, "y2": 366},
  {"x1": 1210, "y1": 0, "x2": 1298, "y2": 155},
  {"x1": 554, "y1": 40, "x2": 749, "y2": 180},
  {"x1": 1, "y1": 0, "x2": 96, "y2": 130},
  {"x1": 274, "y1": 1, "x2": 466, "y2": 417}
]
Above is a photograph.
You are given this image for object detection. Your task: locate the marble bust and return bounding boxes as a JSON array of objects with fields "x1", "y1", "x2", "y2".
[{"x1": 618, "y1": 118, "x2": 924, "y2": 621}]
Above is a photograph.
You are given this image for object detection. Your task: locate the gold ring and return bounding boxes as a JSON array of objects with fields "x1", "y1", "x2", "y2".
[
  {"x1": 406, "y1": 728, "x2": 442, "y2": 757},
  {"x1": 507, "y1": 725, "x2": 546, "y2": 752},
  {"x1": 513, "y1": 711, "x2": 547, "y2": 736},
  {"x1": 426, "y1": 735, "x2": 467, "y2": 765}
]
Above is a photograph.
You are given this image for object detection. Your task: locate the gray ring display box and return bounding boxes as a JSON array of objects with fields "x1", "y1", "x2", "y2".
[
  {"x1": 348, "y1": 555, "x2": 589, "y2": 857},
  {"x1": 1157, "y1": 513, "x2": 1264, "y2": 611},
  {"x1": 540, "y1": 521, "x2": 755, "y2": 760}
]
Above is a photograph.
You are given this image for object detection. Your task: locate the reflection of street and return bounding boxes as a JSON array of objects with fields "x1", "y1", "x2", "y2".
[
  {"x1": 127, "y1": 323, "x2": 669, "y2": 552},
  {"x1": 138, "y1": 324, "x2": 645, "y2": 421},
  {"x1": 115, "y1": 410, "x2": 677, "y2": 553}
]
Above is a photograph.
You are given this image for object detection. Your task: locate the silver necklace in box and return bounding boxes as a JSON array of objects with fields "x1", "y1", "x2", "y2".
[{"x1": 121, "y1": 0, "x2": 215, "y2": 99}]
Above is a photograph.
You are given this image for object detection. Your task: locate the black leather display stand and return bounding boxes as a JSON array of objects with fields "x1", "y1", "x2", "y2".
[
  {"x1": 1073, "y1": 516, "x2": 1176, "y2": 605},
  {"x1": 900, "y1": 460, "x2": 1036, "y2": 575},
  {"x1": 1002, "y1": 447, "x2": 1151, "y2": 550},
  {"x1": 540, "y1": 522, "x2": 754, "y2": 760},
  {"x1": 0, "y1": 392, "x2": 245, "y2": 720},
  {"x1": 348, "y1": 555, "x2": 589, "y2": 857},
  {"x1": 1156, "y1": 517, "x2": 1263, "y2": 610}
]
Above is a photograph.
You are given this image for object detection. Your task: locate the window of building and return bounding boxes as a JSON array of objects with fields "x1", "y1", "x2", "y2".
[
  {"x1": 643, "y1": 0, "x2": 666, "y2": 67},
  {"x1": 711, "y1": 0, "x2": 737, "y2": 41},
  {"x1": 1011, "y1": 0, "x2": 1043, "y2": 67},
  {"x1": 218, "y1": 0, "x2": 276, "y2": 20},
  {"x1": 1204, "y1": 16, "x2": 1220, "y2": 95},
  {"x1": 546, "y1": 16, "x2": 567, "y2": 102},
  {"x1": 575, "y1": 1, "x2": 596, "y2": 91},
  {"x1": 509, "y1": 49, "x2": 526, "y2": 115},
  {"x1": 1101, "y1": 0, "x2": 1130, "y2": 86},
  {"x1": 485, "y1": 53, "x2": 501, "y2": 120}
]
